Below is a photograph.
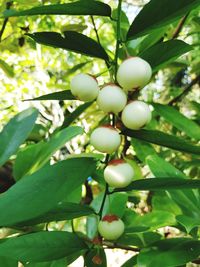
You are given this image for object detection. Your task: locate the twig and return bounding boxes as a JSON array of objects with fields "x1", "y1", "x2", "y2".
[
  {"x1": 0, "y1": 1, "x2": 13, "y2": 42},
  {"x1": 103, "y1": 241, "x2": 140, "y2": 252},
  {"x1": 169, "y1": 75, "x2": 200, "y2": 106},
  {"x1": 172, "y1": 13, "x2": 189, "y2": 39}
]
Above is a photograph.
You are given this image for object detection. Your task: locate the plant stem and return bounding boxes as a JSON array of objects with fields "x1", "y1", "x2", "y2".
[
  {"x1": 0, "y1": 1, "x2": 13, "y2": 42},
  {"x1": 114, "y1": 0, "x2": 122, "y2": 82},
  {"x1": 172, "y1": 13, "x2": 189, "y2": 39},
  {"x1": 169, "y1": 75, "x2": 200, "y2": 106},
  {"x1": 98, "y1": 183, "x2": 109, "y2": 219},
  {"x1": 103, "y1": 241, "x2": 140, "y2": 252}
]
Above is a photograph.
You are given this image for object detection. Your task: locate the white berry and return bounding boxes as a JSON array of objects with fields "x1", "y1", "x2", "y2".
[
  {"x1": 97, "y1": 84, "x2": 127, "y2": 114},
  {"x1": 121, "y1": 101, "x2": 151, "y2": 130},
  {"x1": 90, "y1": 126, "x2": 121, "y2": 154},
  {"x1": 104, "y1": 159, "x2": 134, "y2": 188},
  {"x1": 98, "y1": 214, "x2": 125, "y2": 240},
  {"x1": 117, "y1": 57, "x2": 152, "y2": 90},
  {"x1": 70, "y1": 73, "x2": 99, "y2": 102}
]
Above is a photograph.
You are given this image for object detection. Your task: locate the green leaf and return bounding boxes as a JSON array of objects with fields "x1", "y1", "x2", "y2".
[
  {"x1": 61, "y1": 102, "x2": 93, "y2": 129},
  {"x1": 114, "y1": 178, "x2": 200, "y2": 192},
  {"x1": 123, "y1": 129, "x2": 200, "y2": 155},
  {"x1": 0, "y1": 231, "x2": 87, "y2": 262},
  {"x1": 0, "y1": 157, "x2": 96, "y2": 227},
  {"x1": 84, "y1": 248, "x2": 107, "y2": 267},
  {"x1": 137, "y1": 238, "x2": 200, "y2": 267},
  {"x1": 3, "y1": 1, "x2": 111, "y2": 17},
  {"x1": 24, "y1": 90, "x2": 75, "y2": 101},
  {"x1": 139, "y1": 40, "x2": 192, "y2": 72},
  {"x1": 27, "y1": 31, "x2": 109, "y2": 60},
  {"x1": 26, "y1": 258, "x2": 72, "y2": 267},
  {"x1": 176, "y1": 215, "x2": 200, "y2": 233},
  {"x1": 16, "y1": 202, "x2": 95, "y2": 226},
  {"x1": 0, "y1": 256, "x2": 18, "y2": 267},
  {"x1": 0, "y1": 108, "x2": 38, "y2": 167},
  {"x1": 0, "y1": 59, "x2": 14, "y2": 77},
  {"x1": 131, "y1": 138, "x2": 156, "y2": 162},
  {"x1": 152, "y1": 103, "x2": 200, "y2": 140},
  {"x1": 14, "y1": 126, "x2": 83, "y2": 180},
  {"x1": 121, "y1": 255, "x2": 138, "y2": 267},
  {"x1": 127, "y1": 0, "x2": 200, "y2": 39}
]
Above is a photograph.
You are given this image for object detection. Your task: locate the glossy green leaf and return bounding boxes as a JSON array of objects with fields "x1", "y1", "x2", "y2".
[
  {"x1": 131, "y1": 138, "x2": 156, "y2": 162},
  {"x1": 153, "y1": 103, "x2": 200, "y2": 140},
  {"x1": 146, "y1": 154, "x2": 200, "y2": 216},
  {"x1": 0, "y1": 59, "x2": 14, "y2": 77},
  {"x1": 14, "y1": 126, "x2": 83, "y2": 180},
  {"x1": 61, "y1": 102, "x2": 93, "y2": 129},
  {"x1": 0, "y1": 256, "x2": 18, "y2": 267},
  {"x1": 0, "y1": 157, "x2": 96, "y2": 226},
  {"x1": 0, "y1": 108, "x2": 38, "y2": 167},
  {"x1": 139, "y1": 40, "x2": 192, "y2": 72},
  {"x1": 24, "y1": 90, "x2": 75, "y2": 101},
  {"x1": 176, "y1": 215, "x2": 200, "y2": 233},
  {"x1": 26, "y1": 258, "x2": 72, "y2": 267},
  {"x1": 27, "y1": 31, "x2": 109, "y2": 60},
  {"x1": 121, "y1": 255, "x2": 138, "y2": 267},
  {"x1": 118, "y1": 232, "x2": 162, "y2": 248},
  {"x1": 123, "y1": 129, "x2": 200, "y2": 155},
  {"x1": 0, "y1": 231, "x2": 87, "y2": 262},
  {"x1": 127, "y1": 0, "x2": 200, "y2": 39},
  {"x1": 114, "y1": 178, "x2": 200, "y2": 192},
  {"x1": 3, "y1": 1, "x2": 111, "y2": 17},
  {"x1": 84, "y1": 248, "x2": 107, "y2": 267},
  {"x1": 16, "y1": 202, "x2": 95, "y2": 226},
  {"x1": 137, "y1": 238, "x2": 200, "y2": 267}
]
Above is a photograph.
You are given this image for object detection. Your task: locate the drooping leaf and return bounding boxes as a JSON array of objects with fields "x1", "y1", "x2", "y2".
[
  {"x1": 137, "y1": 238, "x2": 200, "y2": 267},
  {"x1": 0, "y1": 108, "x2": 38, "y2": 167},
  {"x1": 0, "y1": 157, "x2": 96, "y2": 226},
  {"x1": 114, "y1": 178, "x2": 200, "y2": 192},
  {"x1": 16, "y1": 202, "x2": 95, "y2": 226},
  {"x1": 152, "y1": 103, "x2": 200, "y2": 140},
  {"x1": 139, "y1": 40, "x2": 192, "y2": 72},
  {"x1": 14, "y1": 126, "x2": 83, "y2": 180},
  {"x1": 27, "y1": 31, "x2": 109, "y2": 60},
  {"x1": 127, "y1": 0, "x2": 200, "y2": 39},
  {"x1": 123, "y1": 128, "x2": 200, "y2": 155},
  {"x1": 24, "y1": 90, "x2": 75, "y2": 101},
  {"x1": 0, "y1": 231, "x2": 87, "y2": 262},
  {"x1": 3, "y1": 1, "x2": 111, "y2": 17}
]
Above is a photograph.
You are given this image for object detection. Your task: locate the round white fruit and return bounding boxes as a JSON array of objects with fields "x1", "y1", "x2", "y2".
[
  {"x1": 117, "y1": 57, "x2": 152, "y2": 90},
  {"x1": 104, "y1": 159, "x2": 134, "y2": 188},
  {"x1": 97, "y1": 84, "x2": 127, "y2": 114},
  {"x1": 90, "y1": 126, "x2": 121, "y2": 154},
  {"x1": 70, "y1": 73, "x2": 99, "y2": 102},
  {"x1": 98, "y1": 215, "x2": 125, "y2": 240},
  {"x1": 121, "y1": 101, "x2": 151, "y2": 130}
]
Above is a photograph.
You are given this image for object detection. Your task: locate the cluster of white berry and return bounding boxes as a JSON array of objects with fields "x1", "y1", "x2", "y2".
[{"x1": 70, "y1": 57, "x2": 152, "y2": 240}]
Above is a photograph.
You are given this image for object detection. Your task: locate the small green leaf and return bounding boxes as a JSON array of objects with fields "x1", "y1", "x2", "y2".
[
  {"x1": 24, "y1": 90, "x2": 75, "y2": 101},
  {"x1": 139, "y1": 40, "x2": 192, "y2": 72},
  {"x1": 114, "y1": 178, "x2": 200, "y2": 192},
  {"x1": 121, "y1": 255, "x2": 138, "y2": 267},
  {"x1": 14, "y1": 126, "x2": 83, "y2": 179},
  {"x1": 0, "y1": 158, "x2": 96, "y2": 226},
  {"x1": 3, "y1": 1, "x2": 111, "y2": 17},
  {"x1": 0, "y1": 108, "x2": 38, "y2": 167},
  {"x1": 0, "y1": 59, "x2": 14, "y2": 77},
  {"x1": 16, "y1": 202, "x2": 95, "y2": 226},
  {"x1": 131, "y1": 138, "x2": 156, "y2": 162},
  {"x1": 152, "y1": 103, "x2": 200, "y2": 140},
  {"x1": 27, "y1": 31, "x2": 109, "y2": 60},
  {"x1": 176, "y1": 215, "x2": 200, "y2": 233},
  {"x1": 0, "y1": 231, "x2": 87, "y2": 262},
  {"x1": 123, "y1": 129, "x2": 200, "y2": 155},
  {"x1": 137, "y1": 238, "x2": 200, "y2": 267},
  {"x1": 127, "y1": 0, "x2": 200, "y2": 39}
]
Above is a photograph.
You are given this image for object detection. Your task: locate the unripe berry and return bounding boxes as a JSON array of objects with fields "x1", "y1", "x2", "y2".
[
  {"x1": 104, "y1": 159, "x2": 134, "y2": 188},
  {"x1": 90, "y1": 126, "x2": 121, "y2": 154},
  {"x1": 121, "y1": 101, "x2": 151, "y2": 130},
  {"x1": 117, "y1": 57, "x2": 152, "y2": 90},
  {"x1": 70, "y1": 73, "x2": 99, "y2": 102},
  {"x1": 98, "y1": 214, "x2": 125, "y2": 240},
  {"x1": 97, "y1": 84, "x2": 127, "y2": 114}
]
